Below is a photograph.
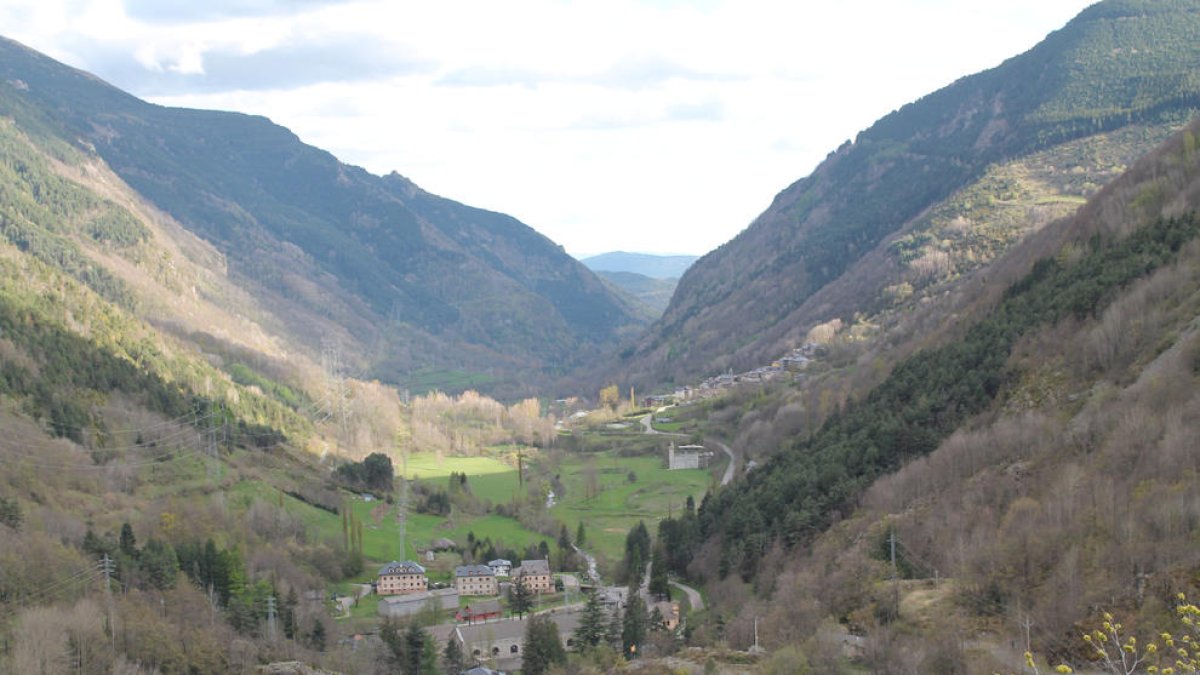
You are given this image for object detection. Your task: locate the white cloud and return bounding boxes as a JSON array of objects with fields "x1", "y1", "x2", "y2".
[{"x1": 0, "y1": 0, "x2": 1096, "y2": 256}]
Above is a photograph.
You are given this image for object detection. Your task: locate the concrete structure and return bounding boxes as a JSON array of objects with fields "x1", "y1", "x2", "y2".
[
  {"x1": 455, "y1": 564, "x2": 499, "y2": 597},
  {"x1": 668, "y1": 442, "x2": 713, "y2": 470},
  {"x1": 377, "y1": 588, "x2": 458, "y2": 618},
  {"x1": 488, "y1": 559, "x2": 512, "y2": 577},
  {"x1": 377, "y1": 561, "x2": 428, "y2": 596},
  {"x1": 511, "y1": 559, "x2": 552, "y2": 594},
  {"x1": 450, "y1": 612, "x2": 580, "y2": 671}
]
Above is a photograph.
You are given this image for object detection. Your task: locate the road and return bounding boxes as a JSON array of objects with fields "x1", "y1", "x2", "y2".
[
  {"x1": 670, "y1": 580, "x2": 704, "y2": 611},
  {"x1": 640, "y1": 411, "x2": 685, "y2": 436},
  {"x1": 711, "y1": 439, "x2": 736, "y2": 486},
  {"x1": 641, "y1": 409, "x2": 737, "y2": 486}
]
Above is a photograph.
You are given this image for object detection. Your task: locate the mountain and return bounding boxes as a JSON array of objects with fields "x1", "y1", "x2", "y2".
[
  {"x1": 660, "y1": 114, "x2": 1200, "y2": 672},
  {"x1": 0, "y1": 37, "x2": 642, "y2": 396},
  {"x1": 621, "y1": 0, "x2": 1200, "y2": 387},
  {"x1": 594, "y1": 270, "x2": 679, "y2": 317},
  {"x1": 580, "y1": 251, "x2": 698, "y2": 279}
]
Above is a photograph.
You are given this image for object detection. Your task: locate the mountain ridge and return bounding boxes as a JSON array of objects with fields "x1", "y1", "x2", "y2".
[
  {"x1": 0, "y1": 36, "x2": 642, "y2": 396},
  {"x1": 580, "y1": 251, "x2": 698, "y2": 279},
  {"x1": 620, "y1": 0, "x2": 1200, "y2": 388}
]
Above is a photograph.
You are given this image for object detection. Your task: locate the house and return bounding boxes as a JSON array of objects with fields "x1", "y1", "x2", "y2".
[
  {"x1": 668, "y1": 442, "x2": 713, "y2": 470},
  {"x1": 652, "y1": 601, "x2": 681, "y2": 631},
  {"x1": 456, "y1": 598, "x2": 502, "y2": 623},
  {"x1": 377, "y1": 560, "x2": 428, "y2": 596},
  {"x1": 377, "y1": 588, "x2": 458, "y2": 618},
  {"x1": 455, "y1": 564, "x2": 499, "y2": 597},
  {"x1": 488, "y1": 559, "x2": 512, "y2": 577},
  {"x1": 511, "y1": 559, "x2": 552, "y2": 594}
]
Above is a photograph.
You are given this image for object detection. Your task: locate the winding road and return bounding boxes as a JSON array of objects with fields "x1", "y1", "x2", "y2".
[
  {"x1": 670, "y1": 580, "x2": 705, "y2": 611},
  {"x1": 641, "y1": 410, "x2": 738, "y2": 486},
  {"x1": 711, "y1": 439, "x2": 736, "y2": 486},
  {"x1": 634, "y1": 409, "x2": 721, "y2": 614}
]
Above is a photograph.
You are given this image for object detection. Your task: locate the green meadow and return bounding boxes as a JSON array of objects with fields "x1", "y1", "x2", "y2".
[
  {"x1": 548, "y1": 452, "x2": 712, "y2": 560},
  {"x1": 229, "y1": 442, "x2": 712, "y2": 583}
]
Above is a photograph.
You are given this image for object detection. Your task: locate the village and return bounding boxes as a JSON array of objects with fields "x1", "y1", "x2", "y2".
[
  {"x1": 358, "y1": 553, "x2": 680, "y2": 672},
  {"x1": 651, "y1": 342, "x2": 823, "y2": 407}
]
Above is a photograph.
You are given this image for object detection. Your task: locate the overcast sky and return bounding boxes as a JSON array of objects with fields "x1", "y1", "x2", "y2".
[{"x1": 3, "y1": 0, "x2": 1096, "y2": 257}]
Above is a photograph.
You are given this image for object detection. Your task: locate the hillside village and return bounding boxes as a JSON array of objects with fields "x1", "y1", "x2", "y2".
[{"x1": 661, "y1": 342, "x2": 823, "y2": 405}]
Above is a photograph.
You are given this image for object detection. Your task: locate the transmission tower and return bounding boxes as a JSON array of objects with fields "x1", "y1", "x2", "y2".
[{"x1": 321, "y1": 342, "x2": 351, "y2": 457}]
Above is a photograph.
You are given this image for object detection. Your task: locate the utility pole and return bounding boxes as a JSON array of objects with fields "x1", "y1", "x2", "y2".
[
  {"x1": 889, "y1": 531, "x2": 900, "y2": 611},
  {"x1": 397, "y1": 452, "x2": 409, "y2": 561},
  {"x1": 207, "y1": 401, "x2": 220, "y2": 482},
  {"x1": 102, "y1": 554, "x2": 115, "y2": 652},
  {"x1": 266, "y1": 595, "x2": 277, "y2": 642}
]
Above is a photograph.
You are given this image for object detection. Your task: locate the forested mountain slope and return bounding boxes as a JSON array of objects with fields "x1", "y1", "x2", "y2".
[
  {"x1": 662, "y1": 115, "x2": 1200, "y2": 674},
  {"x1": 0, "y1": 37, "x2": 642, "y2": 396},
  {"x1": 621, "y1": 0, "x2": 1200, "y2": 387}
]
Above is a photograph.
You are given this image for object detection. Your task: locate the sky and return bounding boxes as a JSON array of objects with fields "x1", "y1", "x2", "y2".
[{"x1": 1, "y1": 0, "x2": 1096, "y2": 257}]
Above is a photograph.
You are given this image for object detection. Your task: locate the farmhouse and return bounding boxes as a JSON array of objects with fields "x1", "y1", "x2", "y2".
[
  {"x1": 487, "y1": 559, "x2": 512, "y2": 577},
  {"x1": 667, "y1": 442, "x2": 713, "y2": 470},
  {"x1": 377, "y1": 560, "x2": 428, "y2": 596},
  {"x1": 455, "y1": 564, "x2": 499, "y2": 597},
  {"x1": 511, "y1": 559, "x2": 552, "y2": 594}
]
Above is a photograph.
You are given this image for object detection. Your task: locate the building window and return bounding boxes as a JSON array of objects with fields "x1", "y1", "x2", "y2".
[{"x1": 492, "y1": 647, "x2": 500, "y2": 656}]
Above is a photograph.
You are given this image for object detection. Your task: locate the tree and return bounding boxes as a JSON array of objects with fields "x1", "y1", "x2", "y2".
[
  {"x1": 404, "y1": 622, "x2": 426, "y2": 675},
  {"x1": 140, "y1": 538, "x2": 178, "y2": 590},
  {"x1": 624, "y1": 521, "x2": 651, "y2": 587},
  {"x1": 576, "y1": 521, "x2": 586, "y2": 547},
  {"x1": 309, "y1": 620, "x2": 326, "y2": 652},
  {"x1": 576, "y1": 591, "x2": 607, "y2": 651},
  {"x1": 599, "y1": 384, "x2": 620, "y2": 410},
  {"x1": 1023, "y1": 596, "x2": 1200, "y2": 674},
  {"x1": 282, "y1": 588, "x2": 298, "y2": 640},
  {"x1": 442, "y1": 632, "x2": 465, "y2": 674},
  {"x1": 119, "y1": 522, "x2": 137, "y2": 558},
  {"x1": 508, "y1": 575, "x2": 533, "y2": 619},
  {"x1": 649, "y1": 546, "x2": 670, "y2": 600},
  {"x1": 622, "y1": 595, "x2": 648, "y2": 658},
  {"x1": 606, "y1": 606, "x2": 624, "y2": 649},
  {"x1": 363, "y1": 452, "x2": 395, "y2": 491},
  {"x1": 0, "y1": 495, "x2": 22, "y2": 530},
  {"x1": 556, "y1": 524, "x2": 573, "y2": 571},
  {"x1": 523, "y1": 614, "x2": 567, "y2": 675}
]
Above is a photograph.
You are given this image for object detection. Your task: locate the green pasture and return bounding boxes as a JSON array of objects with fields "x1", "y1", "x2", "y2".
[
  {"x1": 400, "y1": 452, "x2": 523, "y2": 504},
  {"x1": 548, "y1": 451, "x2": 711, "y2": 560},
  {"x1": 227, "y1": 480, "x2": 552, "y2": 582}
]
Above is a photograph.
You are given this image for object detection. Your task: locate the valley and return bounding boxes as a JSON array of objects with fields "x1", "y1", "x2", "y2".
[{"x1": 4, "y1": 2, "x2": 1200, "y2": 674}]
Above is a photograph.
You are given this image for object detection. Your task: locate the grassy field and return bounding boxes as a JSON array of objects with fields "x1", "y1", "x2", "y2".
[
  {"x1": 228, "y1": 437, "x2": 712, "y2": 586},
  {"x1": 548, "y1": 451, "x2": 712, "y2": 560},
  {"x1": 401, "y1": 452, "x2": 523, "y2": 504},
  {"x1": 404, "y1": 446, "x2": 713, "y2": 564},
  {"x1": 227, "y1": 480, "x2": 552, "y2": 584}
]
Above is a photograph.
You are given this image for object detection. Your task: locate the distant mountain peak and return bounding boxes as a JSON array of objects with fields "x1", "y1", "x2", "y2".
[{"x1": 580, "y1": 251, "x2": 699, "y2": 280}]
